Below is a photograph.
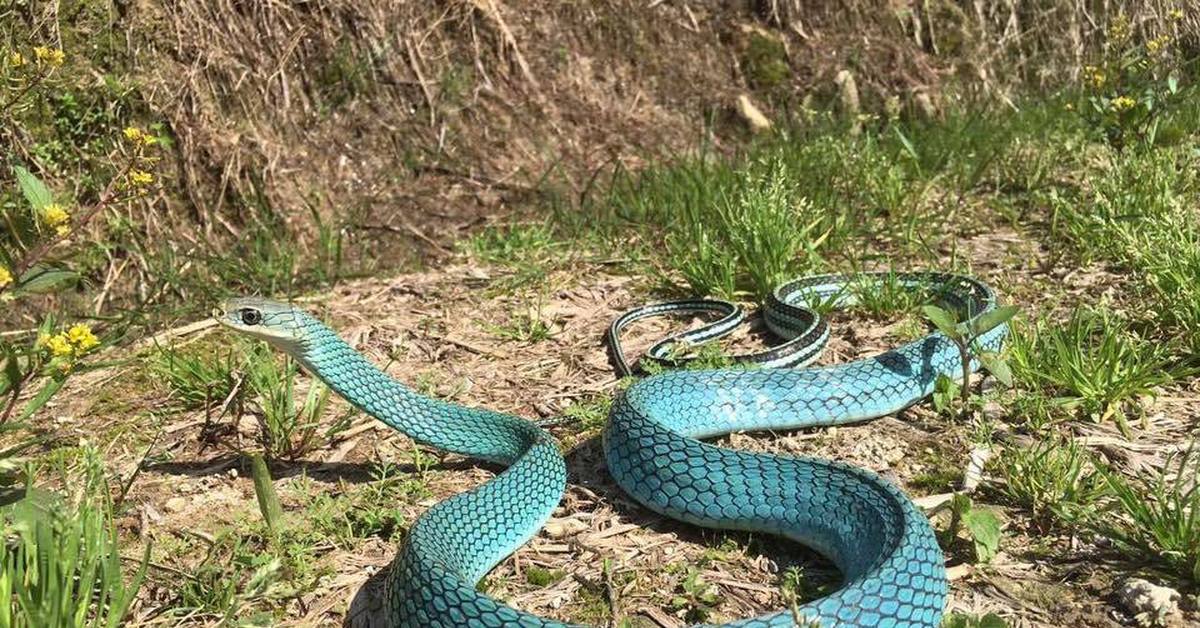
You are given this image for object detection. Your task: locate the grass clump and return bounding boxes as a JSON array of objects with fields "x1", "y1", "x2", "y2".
[
  {"x1": 661, "y1": 157, "x2": 827, "y2": 299},
  {"x1": 995, "y1": 437, "x2": 1107, "y2": 530},
  {"x1": 0, "y1": 447, "x2": 148, "y2": 627},
  {"x1": 1007, "y1": 309, "x2": 1181, "y2": 428},
  {"x1": 1097, "y1": 448, "x2": 1200, "y2": 583},
  {"x1": 150, "y1": 343, "x2": 238, "y2": 410},
  {"x1": 245, "y1": 349, "x2": 335, "y2": 460},
  {"x1": 525, "y1": 566, "x2": 565, "y2": 587}
]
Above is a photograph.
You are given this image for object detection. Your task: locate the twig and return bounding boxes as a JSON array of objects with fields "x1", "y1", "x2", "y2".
[
  {"x1": 405, "y1": 38, "x2": 437, "y2": 126},
  {"x1": 470, "y1": 0, "x2": 540, "y2": 90}
]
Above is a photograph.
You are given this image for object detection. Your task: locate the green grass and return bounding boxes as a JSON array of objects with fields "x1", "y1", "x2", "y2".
[
  {"x1": 995, "y1": 437, "x2": 1107, "y2": 529},
  {"x1": 1098, "y1": 449, "x2": 1200, "y2": 582},
  {"x1": 524, "y1": 566, "x2": 565, "y2": 587},
  {"x1": 482, "y1": 300, "x2": 556, "y2": 344},
  {"x1": 150, "y1": 343, "x2": 239, "y2": 410},
  {"x1": 244, "y1": 347, "x2": 337, "y2": 460},
  {"x1": 1007, "y1": 309, "x2": 1182, "y2": 427},
  {"x1": 0, "y1": 447, "x2": 147, "y2": 628}
]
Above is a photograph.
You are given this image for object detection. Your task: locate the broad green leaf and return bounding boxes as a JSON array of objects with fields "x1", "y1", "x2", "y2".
[
  {"x1": 977, "y1": 613, "x2": 1009, "y2": 628},
  {"x1": 932, "y1": 374, "x2": 959, "y2": 413},
  {"x1": 893, "y1": 127, "x2": 919, "y2": 163},
  {"x1": 15, "y1": 266, "x2": 79, "y2": 295},
  {"x1": 16, "y1": 376, "x2": 67, "y2": 422},
  {"x1": 977, "y1": 352, "x2": 1014, "y2": 387},
  {"x1": 922, "y1": 305, "x2": 963, "y2": 340},
  {"x1": 13, "y1": 165, "x2": 53, "y2": 211},
  {"x1": 250, "y1": 453, "x2": 283, "y2": 534},
  {"x1": 967, "y1": 305, "x2": 1019, "y2": 338},
  {"x1": 1168, "y1": 76, "x2": 1178, "y2": 95},
  {"x1": 964, "y1": 507, "x2": 1001, "y2": 563},
  {"x1": 0, "y1": 347, "x2": 19, "y2": 397}
]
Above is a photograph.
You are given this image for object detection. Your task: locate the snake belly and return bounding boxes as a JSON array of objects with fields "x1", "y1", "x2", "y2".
[{"x1": 223, "y1": 272, "x2": 1004, "y2": 628}]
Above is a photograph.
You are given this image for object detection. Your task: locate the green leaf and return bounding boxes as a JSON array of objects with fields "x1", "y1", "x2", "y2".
[
  {"x1": 932, "y1": 374, "x2": 959, "y2": 413},
  {"x1": 13, "y1": 166, "x2": 53, "y2": 211},
  {"x1": 1168, "y1": 76, "x2": 1178, "y2": 95},
  {"x1": 964, "y1": 507, "x2": 1001, "y2": 563},
  {"x1": 941, "y1": 614, "x2": 969, "y2": 628},
  {"x1": 967, "y1": 305, "x2": 1019, "y2": 339},
  {"x1": 0, "y1": 347, "x2": 20, "y2": 397},
  {"x1": 250, "y1": 453, "x2": 284, "y2": 535},
  {"x1": 16, "y1": 376, "x2": 66, "y2": 422},
  {"x1": 15, "y1": 266, "x2": 79, "y2": 295},
  {"x1": 977, "y1": 613, "x2": 1009, "y2": 628},
  {"x1": 922, "y1": 305, "x2": 963, "y2": 340},
  {"x1": 977, "y1": 352, "x2": 1014, "y2": 387}
]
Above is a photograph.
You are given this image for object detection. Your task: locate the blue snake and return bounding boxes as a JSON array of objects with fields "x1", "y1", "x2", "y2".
[{"x1": 216, "y1": 271, "x2": 1006, "y2": 627}]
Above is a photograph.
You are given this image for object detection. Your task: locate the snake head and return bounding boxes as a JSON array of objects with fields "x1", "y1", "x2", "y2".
[{"x1": 214, "y1": 297, "x2": 311, "y2": 355}]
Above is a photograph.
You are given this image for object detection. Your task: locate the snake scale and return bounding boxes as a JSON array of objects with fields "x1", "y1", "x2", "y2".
[{"x1": 217, "y1": 271, "x2": 1006, "y2": 627}]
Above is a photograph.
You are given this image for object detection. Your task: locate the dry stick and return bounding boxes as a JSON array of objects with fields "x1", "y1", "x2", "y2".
[
  {"x1": 406, "y1": 37, "x2": 437, "y2": 126},
  {"x1": 470, "y1": 0, "x2": 539, "y2": 90}
]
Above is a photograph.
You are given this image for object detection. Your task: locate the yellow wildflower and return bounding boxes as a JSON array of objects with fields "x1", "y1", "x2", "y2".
[
  {"x1": 1108, "y1": 14, "x2": 1131, "y2": 42},
  {"x1": 44, "y1": 333, "x2": 74, "y2": 359},
  {"x1": 1111, "y1": 96, "x2": 1137, "y2": 112},
  {"x1": 42, "y1": 203, "x2": 71, "y2": 236},
  {"x1": 122, "y1": 126, "x2": 156, "y2": 146},
  {"x1": 128, "y1": 170, "x2": 154, "y2": 187},
  {"x1": 1085, "y1": 65, "x2": 1106, "y2": 88},
  {"x1": 66, "y1": 324, "x2": 99, "y2": 352},
  {"x1": 33, "y1": 46, "x2": 65, "y2": 67},
  {"x1": 0, "y1": 266, "x2": 12, "y2": 288},
  {"x1": 8, "y1": 51, "x2": 25, "y2": 68},
  {"x1": 1147, "y1": 35, "x2": 1171, "y2": 56},
  {"x1": 1169, "y1": 9, "x2": 1184, "y2": 21}
]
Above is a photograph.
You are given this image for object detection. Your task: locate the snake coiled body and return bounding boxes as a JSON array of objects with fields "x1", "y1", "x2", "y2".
[{"x1": 218, "y1": 272, "x2": 1005, "y2": 627}]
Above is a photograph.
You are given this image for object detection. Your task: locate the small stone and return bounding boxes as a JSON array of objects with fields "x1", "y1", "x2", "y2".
[
  {"x1": 164, "y1": 497, "x2": 187, "y2": 514},
  {"x1": 736, "y1": 94, "x2": 772, "y2": 133},
  {"x1": 543, "y1": 518, "x2": 587, "y2": 539},
  {"x1": 1117, "y1": 578, "x2": 1182, "y2": 627},
  {"x1": 962, "y1": 446, "x2": 992, "y2": 493},
  {"x1": 981, "y1": 400, "x2": 1005, "y2": 421}
]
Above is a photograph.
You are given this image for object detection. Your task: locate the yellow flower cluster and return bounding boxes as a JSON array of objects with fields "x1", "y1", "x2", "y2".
[
  {"x1": 1146, "y1": 35, "x2": 1171, "y2": 56},
  {"x1": 0, "y1": 266, "x2": 12, "y2": 288},
  {"x1": 123, "y1": 126, "x2": 157, "y2": 147},
  {"x1": 8, "y1": 51, "x2": 25, "y2": 68},
  {"x1": 1169, "y1": 8, "x2": 1184, "y2": 21},
  {"x1": 1084, "y1": 65, "x2": 1106, "y2": 89},
  {"x1": 1108, "y1": 14, "x2": 1132, "y2": 43},
  {"x1": 32, "y1": 46, "x2": 65, "y2": 68},
  {"x1": 128, "y1": 169, "x2": 154, "y2": 187},
  {"x1": 42, "y1": 203, "x2": 71, "y2": 237},
  {"x1": 37, "y1": 324, "x2": 100, "y2": 371},
  {"x1": 1111, "y1": 96, "x2": 1137, "y2": 112}
]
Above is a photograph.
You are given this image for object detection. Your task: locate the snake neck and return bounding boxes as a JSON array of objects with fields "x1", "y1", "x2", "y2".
[{"x1": 293, "y1": 322, "x2": 536, "y2": 464}]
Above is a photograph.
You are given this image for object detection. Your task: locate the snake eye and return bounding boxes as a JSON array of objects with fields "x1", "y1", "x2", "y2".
[{"x1": 240, "y1": 308, "x2": 263, "y2": 326}]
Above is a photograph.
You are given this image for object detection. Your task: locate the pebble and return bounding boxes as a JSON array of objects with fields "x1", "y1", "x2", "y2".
[
  {"x1": 543, "y1": 518, "x2": 587, "y2": 539},
  {"x1": 1117, "y1": 578, "x2": 1182, "y2": 627}
]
